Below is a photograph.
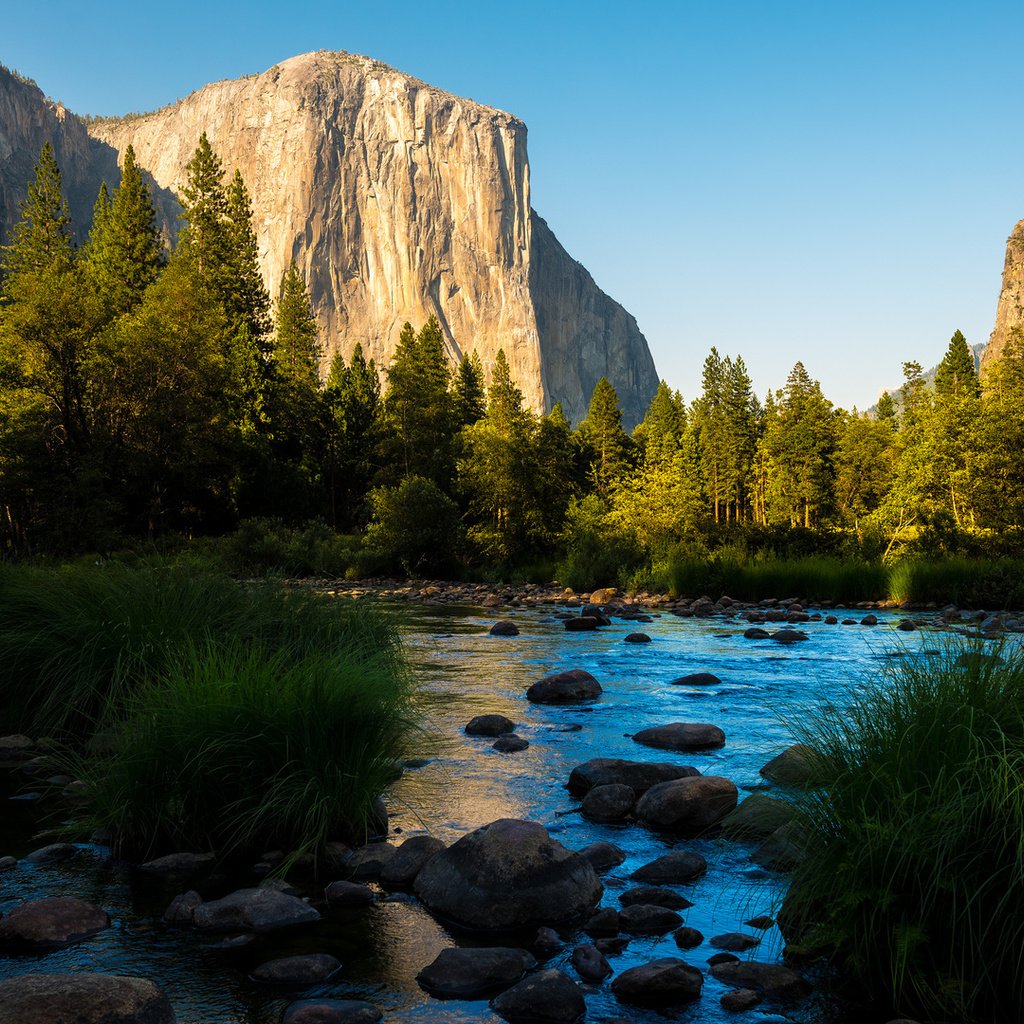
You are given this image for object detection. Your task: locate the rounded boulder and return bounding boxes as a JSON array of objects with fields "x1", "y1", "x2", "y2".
[
  {"x1": 0, "y1": 973, "x2": 174, "y2": 1024},
  {"x1": 636, "y1": 776, "x2": 738, "y2": 834},
  {"x1": 527, "y1": 670, "x2": 602, "y2": 704}
]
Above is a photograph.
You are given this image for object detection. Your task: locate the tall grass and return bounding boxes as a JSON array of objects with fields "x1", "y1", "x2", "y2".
[
  {"x1": 888, "y1": 557, "x2": 1024, "y2": 608},
  {"x1": 781, "y1": 644, "x2": 1024, "y2": 1022}
]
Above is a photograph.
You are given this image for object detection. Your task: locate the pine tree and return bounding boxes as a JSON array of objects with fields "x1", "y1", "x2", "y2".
[
  {"x1": 876, "y1": 390, "x2": 897, "y2": 422},
  {"x1": 634, "y1": 380, "x2": 685, "y2": 467},
  {"x1": 692, "y1": 348, "x2": 729, "y2": 521},
  {"x1": 934, "y1": 329, "x2": 980, "y2": 399},
  {"x1": 224, "y1": 169, "x2": 272, "y2": 349},
  {"x1": 722, "y1": 355, "x2": 758, "y2": 521},
  {"x1": 273, "y1": 262, "x2": 320, "y2": 386},
  {"x1": 178, "y1": 133, "x2": 229, "y2": 280},
  {"x1": 453, "y1": 350, "x2": 486, "y2": 426},
  {"x1": 1, "y1": 142, "x2": 72, "y2": 277},
  {"x1": 579, "y1": 376, "x2": 630, "y2": 496},
  {"x1": 486, "y1": 349, "x2": 529, "y2": 436}
]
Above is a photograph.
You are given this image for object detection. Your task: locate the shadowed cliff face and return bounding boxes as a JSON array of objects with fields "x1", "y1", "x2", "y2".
[
  {"x1": 982, "y1": 219, "x2": 1024, "y2": 373},
  {"x1": 0, "y1": 53, "x2": 658, "y2": 425}
]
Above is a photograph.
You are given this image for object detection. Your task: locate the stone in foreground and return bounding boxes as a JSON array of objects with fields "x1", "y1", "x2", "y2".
[
  {"x1": 465, "y1": 714, "x2": 516, "y2": 736},
  {"x1": 192, "y1": 888, "x2": 319, "y2": 932},
  {"x1": 490, "y1": 968, "x2": 586, "y2": 1023},
  {"x1": 709, "y1": 961, "x2": 810, "y2": 1001},
  {"x1": 632, "y1": 723, "x2": 726, "y2": 752},
  {"x1": 581, "y1": 783, "x2": 635, "y2": 822},
  {"x1": 567, "y1": 758, "x2": 698, "y2": 796},
  {"x1": 760, "y1": 744, "x2": 821, "y2": 787},
  {"x1": 571, "y1": 942, "x2": 612, "y2": 981},
  {"x1": 631, "y1": 850, "x2": 707, "y2": 884},
  {"x1": 0, "y1": 973, "x2": 175, "y2": 1024},
  {"x1": 251, "y1": 954, "x2": 341, "y2": 985},
  {"x1": 415, "y1": 818, "x2": 602, "y2": 929},
  {"x1": 611, "y1": 957, "x2": 703, "y2": 1004},
  {"x1": 635, "y1": 776, "x2": 738, "y2": 833},
  {"x1": 0, "y1": 897, "x2": 110, "y2": 950},
  {"x1": 380, "y1": 835, "x2": 445, "y2": 886},
  {"x1": 527, "y1": 669, "x2": 602, "y2": 704},
  {"x1": 281, "y1": 1000, "x2": 382, "y2": 1024},
  {"x1": 721, "y1": 793, "x2": 797, "y2": 841},
  {"x1": 416, "y1": 947, "x2": 536, "y2": 998}
]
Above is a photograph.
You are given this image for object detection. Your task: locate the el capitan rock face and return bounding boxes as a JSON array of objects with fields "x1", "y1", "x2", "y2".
[
  {"x1": 0, "y1": 53, "x2": 658, "y2": 425},
  {"x1": 982, "y1": 219, "x2": 1024, "y2": 373}
]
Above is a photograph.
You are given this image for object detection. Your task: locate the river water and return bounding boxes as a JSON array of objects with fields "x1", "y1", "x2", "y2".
[{"x1": 0, "y1": 600, "x2": 939, "y2": 1023}]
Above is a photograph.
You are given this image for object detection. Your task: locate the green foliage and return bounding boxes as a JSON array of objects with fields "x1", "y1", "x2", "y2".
[
  {"x1": 578, "y1": 376, "x2": 631, "y2": 495},
  {"x1": 557, "y1": 494, "x2": 643, "y2": 591},
  {"x1": 1, "y1": 142, "x2": 72, "y2": 276},
  {"x1": 888, "y1": 557, "x2": 1024, "y2": 608},
  {"x1": 783, "y1": 645, "x2": 1024, "y2": 1022}
]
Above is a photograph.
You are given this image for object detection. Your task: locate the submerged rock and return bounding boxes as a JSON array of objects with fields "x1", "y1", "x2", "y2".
[
  {"x1": 414, "y1": 818, "x2": 602, "y2": 929},
  {"x1": 527, "y1": 669, "x2": 602, "y2": 704},
  {"x1": 0, "y1": 897, "x2": 110, "y2": 950},
  {"x1": 632, "y1": 722, "x2": 725, "y2": 752},
  {"x1": 670, "y1": 672, "x2": 721, "y2": 686},
  {"x1": 620, "y1": 886, "x2": 692, "y2": 911},
  {"x1": 282, "y1": 1000, "x2": 382, "y2": 1024},
  {"x1": 631, "y1": 850, "x2": 707, "y2": 884},
  {"x1": 416, "y1": 947, "x2": 536, "y2": 998},
  {"x1": 493, "y1": 734, "x2": 530, "y2": 752},
  {"x1": 0, "y1": 973, "x2": 175, "y2": 1024},
  {"x1": 192, "y1": 888, "x2": 319, "y2": 932},
  {"x1": 251, "y1": 954, "x2": 341, "y2": 986}
]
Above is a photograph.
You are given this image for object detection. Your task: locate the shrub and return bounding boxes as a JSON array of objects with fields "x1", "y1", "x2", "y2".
[
  {"x1": 556, "y1": 494, "x2": 644, "y2": 591},
  {"x1": 782, "y1": 645, "x2": 1024, "y2": 1022}
]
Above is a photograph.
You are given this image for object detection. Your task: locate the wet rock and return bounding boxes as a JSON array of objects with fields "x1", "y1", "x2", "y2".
[
  {"x1": 414, "y1": 818, "x2": 603, "y2": 929},
  {"x1": 897, "y1": 619, "x2": 918, "y2": 631},
  {"x1": 619, "y1": 904, "x2": 683, "y2": 935},
  {"x1": 0, "y1": 973, "x2": 175, "y2": 1024},
  {"x1": 0, "y1": 734, "x2": 34, "y2": 765},
  {"x1": 163, "y1": 890, "x2": 203, "y2": 925},
  {"x1": 589, "y1": 587, "x2": 618, "y2": 604},
  {"x1": 745, "y1": 915, "x2": 774, "y2": 929},
  {"x1": 721, "y1": 792, "x2": 798, "y2": 841},
  {"x1": 416, "y1": 947, "x2": 536, "y2": 998},
  {"x1": 345, "y1": 842, "x2": 397, "y2": 880},
  {"x1": 493, "y1": 734, "x2": 530, "y2": 753},
  {"x1": 581, "y1": 783, "x2": 635, "y2": 822},
  {"x1": 752, "y1": 821, "x2": 805, "y2": 871},
  {"x1": 572, "y1": 942, "x2": 612, "y2": 981},
  {"x1": 489, "y1": 620, "x2": 520, "y2": 636},
  {"x1": 770, "y1": 629, "x2": 808, "y2": 644},
  {"x1": 710, "y1": 932, "x2": 760, "y2": 952},
  {"x1": 611, "y1": 957, "x2": 703, "y2": 1004},
  {"x1": 491, "y1": 968, "x2": 585, "y2": 1023},
  {"x1": 823, "y1": 615, "x2": 838, "y2": 624},
  {"x1": 635, "y1": 775, "x2": 738, "y2": 833},
  {"x1": 595, "y1": 936, "x2": 630, "y2": 955},
  {"x1": 584, "y1": 907, "x2": 621, "y2": 936},
  {"x1": 0, "y1": 856, "x2": 16, "y2": 871},
  {"x1": 139, "y1": 852, "x2": 215, "y2": 876},
  {"x1": 709, "y1": 961, "x2": 810, "y2": 1001},
  {"x1": 567, "y1": 758, "x2": 698, "y2": 796},
  {"x1": 620, "y1": 886, "x2": 693, "y2": 910},
  {"x1": 631, "y1": 850, "x2": 707, "y2": 884},
  {"x1": 743, "y1": 628, "x2": 771, "y2": 640},
  {"x1": 577, "y1": 841, "x2": 625, "y2": 872},
  {"x1": 563, "y1": 616, "x2": 600, "y2": 632},
  {"x1": 632, "y1": 722, "x2": 726, "y2": 752},
  {"x1": 0, "y1": 897, "x2": 110, "y2": 950},
  {"x1": 324, "y1": 880, "x2": 375, "y2": 906},
  {"x1": 259, "y1": 878, "x2": 304, "y2": 897},
  {"x1": 207, "y1": 933, "x2": 255, "y2": 950},
  {"x1": 722, "y1": 988, "x2": 762, "y2": 1012},
  {"x1": 380, "y1": 835, "x2": 445, "y2": 886},
  {"x1": 192, "y1": 888, "x2": 319, "y2": 932},
  {"x1": 670, "y1": 672, "x2": 721, "y2": 686},
  {"x1": 861, "y1": 614, "x2": 878, "y2": 625},
  {"x1": 708, "y1": 952, "x2": 740, "y2": 966},
  {"x1": 527, "y1": 669, "x2": 603, "y2": 704},
  {"x1": 759, "y1": 743, "x2": 821, "y2": 787},
  {"x1": 252, "y1": 954, "x2": 342, "y2": 985},
  {"x1": 465, "y1": 714, "x2": 516, "y2": 737},
  {"x1": 24, "y1": 842, "x2": 77, "y2": 865},
  {"x1": 624, "y1": 632, "x2": 651, "y2": 643},
  {"x1": 282, "y1": 1000, "x2": 382, "y2": 1024},
  {"x1": 534, "y1": 926, "x2": 562, "y2": 955},
  {"x1": 673, "y1": 926, "x2": 703, "y2": 949}
]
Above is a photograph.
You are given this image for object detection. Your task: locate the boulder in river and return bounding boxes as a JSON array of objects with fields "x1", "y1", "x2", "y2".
[
  {"x1": 624, "y1": 632, "x2": 651, "y2": 643},
  {"x1": 324, "y1": 880, "x2": 375, "y2": 906},
  {"x1": 489, "y1": 620, "x2": 520, "y2": 636},
  {"x1": 721, "y1": 792, "x2": 798, "y2": 841},
  {"x1": 571, "y1": 942, "x2": 611, "y2": 981},
  {"x1": 345, "y1": 842, "x2": 397, "y2": 880},
  {"x1": 635, "y1": 776, "x2": 738, "y2": 833},
  {"x1": 0, "y1": 897, "x2": 110, "y2": 951},
  {"x1": 493, "y1": 735, "x2": 529, "y2": 753},
  {"x1": 282, "y1": 1000, "x2": 382, "y2": 1024},
  {"x1": 576, "y1": 841, "x2": 626, "y2": 872},
  {"x1": 709, "y1": 960, "x2": 810, "y2": 1001},
  {"x1": 380, "y1": 835, "x2": 445, "y2": 886},
  {"x1": 631, "y1": 850, "x2": 707, "y2": 884},
  {"x1": 632, "y1": 722, "x2": 725, "y2": 752},
  {"x1": 759, "y1": 744, "x2": 821, "y2": 788},
  {"x1": 490, "y1": 968, "x2": 586, "y2": 1024},
  {"x1": 670, "y1": 672, "x2": 721, "y2": 686},
  {"x1": 710, "y1": 932, "x2": 760, "y2": 952},
  {"x1": 611, "y1": 957, "x2": 703, "y2": 1004},
  {"x1": 581, "y1": 783, "x2": 635, "y2": 822},
  {"x1": 414, "y1": 818, "x2": 603, "y2": 929},
  {"x1": 465, "y1": 714, "x2": 516, "y2": 736},
  {"x1": 251, "y1": 954, "x2": 341, "y2": 985},
  {"x1": 192, "y1": 888, "x2": 319, "y2": 932},
  {"x1": 416, "y1": 947, "x2": 536, "y2": 998},
  {"x1": 0, "y1": 973, "x2": 175, "y2": 1024},
  {"x1": 567, "y1": 758, "x2": 698, "y2": 796},
  {"x1": 563, "y1": 616, "x2": 600, "y2": 632},
  {"x1": 527, "y1": 669, "x2": 602, "y2": 704},
  {"x1": 620, "y1": 886, "x2": 693, "y2": 910},
  {"x1": 619, "y1": 903, "x2": 683, "y2": 935}
]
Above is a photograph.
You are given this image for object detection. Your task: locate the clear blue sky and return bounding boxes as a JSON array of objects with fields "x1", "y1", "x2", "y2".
[{"x1": 5, "y1": 1, "x2": 1023, "y2": 409}]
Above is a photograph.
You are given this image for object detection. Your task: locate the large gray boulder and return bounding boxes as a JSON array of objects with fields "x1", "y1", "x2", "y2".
[
  {"x1": 0, "y1": 897, "x2": 110, "y2": 950},
  {"x1": 635, "y1": 776, "x2": 738, "y2": 833},
  {"x1": 490, "y1": 968, "x2": 586, "y2": 1023},
  {"x1": 192, "y1": 888, "x2": 319, "y2": 932},
  {"x1": 631, "y1": 851, "x2": 707, "y2": 884},
  {"x1": 416, "y1": 947, "x2": 536, "y2": 998},
  {"x1": 611, "y1": 957, "x2": 703, "y2": 1004},
  {"x1": 632, "y1": 723, "x2": 726, "y2": 752},
  {"x1": 414, "y1": 818, "x2": 602, "y2": 929},
  {"x1": 527, "y1": 669, "x2": 602, "y2": 704},
  {"x1": 760, "y1": 744, "x2": 822, "y2": 787},
  {"x1": 567, "y1": 758, "x2": 698, "y2": 796},
  {"x1": 0, "y1": 974, "x2": 175, "y2": 1024}
]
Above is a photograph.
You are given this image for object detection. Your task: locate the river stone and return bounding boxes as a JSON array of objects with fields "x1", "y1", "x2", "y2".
[
  {"x1": 345, "y1": 842, "x2": 397, "y2": 880},
  {"x1": 251, "y1": 954, "x2": 342, "y2": 985},
  {"x1": 24, "y1": 842, "x2": 77, "y2": 865},
  {"x1": 632, "y1": 722, "x2": 726, "y2": 752},
  {"x1": 281, "y1": 1000, "x2": 382, "y2": 1024},
  {"x1": 708, "y1": 953, "x2": 740, "y2": 966},
  {"x1": 709, "y1": 961, "x2": 810, "y2": 1001},
  {"x1": 490, "y1": 968, "x2": 586, "y2": 1023},
  {"x1": 577, "y1": 841, "x2": 626, "y2": 872},
  {"x1": 581, "y1": 783, "x2": 635, "y2": 822},
  {"x1": 414, "y1": 818, "x2": 603, "y2": 929},
  {"x1": 710, "y1": 932, "x2": 760, "y2": 952},
  {"x1": 163, "y1": 890, "x2": 203, "y2": 925},
  {"x1": 589, "y1": 587, "x2": 618, "y2": 604},
  {"x1": 861, "y1": 614, "x2": 878, "y2": 625},
  {"x1": 752, "y1": 820, "x2": 805, "y2": 871},
  {"x1": 0, "y1": 856, "x2": 16, "y2": 871},
  {"x1": 489, "y1": 620, "x2": 520, "y2": 636},
  {"x1": 0, "y1": 897, "x2": 110, "y2": 950},
  {"x1": 416, "y1": 946, "x2": 536, "y2": 998},
  {"x1": 0, "y1": 734, "x2": 34, "y2": 764},
  {"x1": 0, "y1": 973, "x2": 175, "y2": 1024},
  {"x1": 722, "y1": 988, "x2": 762, "y2": 1012},
  {"x1": 743, "y1": 628, "x2": 771, "y2": 640},
  {"x1": 619, "y1": 904, "x2": 683, "y2": 935},
  {"x1": 380, "y1": 835, "x2": 445, "y2": 886},
  {"x1": 465, "y1": 714, "x2": 516, "y2": 737},
  {"x1": 571, "y1": 942, "x2": 611, "y2": 980},
  {"x1": 595, "y1": 936, "x2": 630, "y2": 956},
  {"x1": 745, "y1": 915, "x2": 774, "y2": 929},
  {"x1": 584, "y1": 907, "x2": 620, "y2": 935},
  {"x1": 674, "y1": 926, "x2": 703, "y2": 949},
  {"x1": 897, "y1": 619, "x2": 918, "y2": 631},
  {"x1": 631, "y1": 850, "x2": 707, "y2": 884},
  {"x1": 759, "y1": 744, "x2": 821, "y2": 787},
  {"x1": 567, "y1": 758, "x2": 698, "y2": 796},
  {"x1": 636, "y1": 776, "x2": 738, "y2": 833},
  {"x1": 493, "y1": 734, "x2": 529, "y2": 752},
  {"x1": 770, "y1": 629, "x2": 808, "y2": 644},
  {"x1": 611, "y1": 957, "x2": 703, "y2": 1004},
  {"x1": 563, "y1": 616, "x2": 600, "y2": 632},
  {"x1": 721, "y1": 793, "x2": 798, "y2": 841},
  {"x1": 824, "y1": 614, "x2": 838, "y2": 624},
  {"x1": 624, "y1": 632, "x2": 651, "y2": 643},
  {"x1": 670, "y1": 672, "x2": 722, "y2": 686},
  {"x1": 139, "y1": 852, "x2": 215, "y2": 876},
  {"x1": 192, "y1": 888, "x2": 319, "y2": 932},
  {"x1": 527, "y1": 669, "x2": 602, "y2": 704},
  {"x1": 324, "y1": 880, "x2": 375, "y2": 906},
  {"x1": 620, "y1": 886, "x2": 693, "y2": 911}
]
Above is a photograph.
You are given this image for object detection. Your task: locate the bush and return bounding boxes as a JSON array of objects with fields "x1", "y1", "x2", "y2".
[
  {"x1": 555, "y1": 494, "x2": 644, "y2": 592},
  {"x1": 782, "y1": 645, "x2": 1024, "y2": 1022}
]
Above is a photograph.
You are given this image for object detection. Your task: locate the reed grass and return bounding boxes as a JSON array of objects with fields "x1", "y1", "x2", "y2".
[{"x1": 782, "y1": 643, "x2": 1024, "y2": 1022}]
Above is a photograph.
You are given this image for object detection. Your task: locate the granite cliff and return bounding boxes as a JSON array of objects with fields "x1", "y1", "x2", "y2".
[
  {"x1": 0, "y1": 54, "x2": 658, "y2": 425},
  {"x1": 981, "y1": 219, "x2": 1024, "y2": 373}
]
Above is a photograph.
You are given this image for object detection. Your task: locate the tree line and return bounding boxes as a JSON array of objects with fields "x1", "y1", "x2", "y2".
[{"x1": 2, "y1": 140, "x2": 1023, "y2": 571}]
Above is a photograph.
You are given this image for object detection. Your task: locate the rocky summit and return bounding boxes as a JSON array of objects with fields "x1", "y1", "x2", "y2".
[
  {"x1": 0, "y1": 54, "x2": 658, "y2": 425},
  {"x1": 982, "y1": 219, "x2": 1024, "y2": 372}
]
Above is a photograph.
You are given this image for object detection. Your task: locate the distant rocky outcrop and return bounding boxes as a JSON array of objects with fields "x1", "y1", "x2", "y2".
[
  {"x1": 0, "y1": 54, "x2": 658, "y2": 425},
  {"x1": 981, "y1": 219, "x2": 1024, "y2": 373}
]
